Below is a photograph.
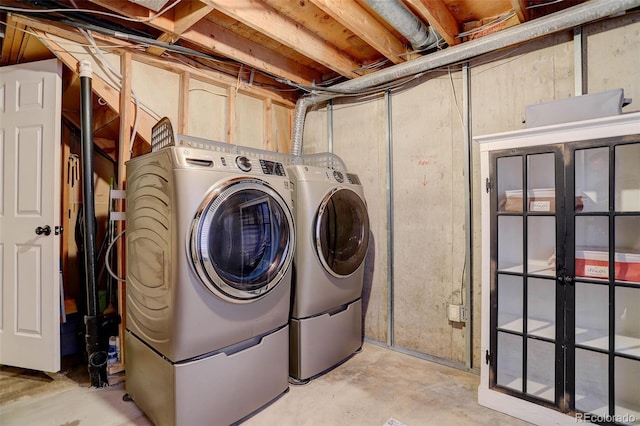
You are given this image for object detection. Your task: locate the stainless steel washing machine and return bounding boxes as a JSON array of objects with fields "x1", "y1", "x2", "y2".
[
  {"x1": 125, "y1": 138, "x2": 295, "y2": 426},
  {"x1": 287, "y1": 161, "x2": 370, "y2": 382}
]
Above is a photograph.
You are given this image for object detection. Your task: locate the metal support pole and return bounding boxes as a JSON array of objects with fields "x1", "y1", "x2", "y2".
[
  {"x1": 79, "y1": 59, "x2": 107, "y2": 388},
  {"x1": 574, "y1": 26, "x2": 587, "y2": 96},
  {"x1": 462, "y1": 63, "x2": 474, "y2": 371},
  {"x1": 385, "y1": 90, "x2": 394, "y2": 347},
  {"x1": 327, "y1": 99, "x2": 334, "y2": 153}
]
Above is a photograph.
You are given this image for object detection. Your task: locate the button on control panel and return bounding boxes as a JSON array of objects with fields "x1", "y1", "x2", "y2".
[{"x1": 235, "y1": 156, "x2": 252, "y2": 172}]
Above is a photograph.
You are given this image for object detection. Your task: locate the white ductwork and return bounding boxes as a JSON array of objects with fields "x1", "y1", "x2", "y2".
[
  {"x1": 364, "y1": 0, "x2": 440, "y2": 51},
  {"x1": 290, "y1": 0, "x2": 640, "y2": 156}
]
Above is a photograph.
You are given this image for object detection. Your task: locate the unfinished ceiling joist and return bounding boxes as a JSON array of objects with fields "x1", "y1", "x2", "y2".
[
  {"x1": 201, "y1": 0, "x2": 363, "y2": 79},
  {"x1": 89, "y1": 0, "x2": 325, "y2": 85},
  {"x1": 309, "y1": 0, "x2": 409, "y2": 64}
]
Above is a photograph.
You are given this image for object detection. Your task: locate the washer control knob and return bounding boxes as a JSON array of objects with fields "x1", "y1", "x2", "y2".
[
  {"x1": 236, "y1": 156, "x2": 252, "y2": 172},
  {"x1": 333, "y1": 170, "x2": 344, "y2": 183}
]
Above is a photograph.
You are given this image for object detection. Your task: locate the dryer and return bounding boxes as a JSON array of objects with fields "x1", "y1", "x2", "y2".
[
  {"x1": 287, "y1": 160, "x2": 370, "y2": 382},
  {"x1": 125, "y1": 138, "x2": 295, "y2": 426}
]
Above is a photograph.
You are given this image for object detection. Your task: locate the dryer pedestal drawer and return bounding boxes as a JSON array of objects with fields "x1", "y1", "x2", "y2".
[
  {"x1": 290, "y1": 298, "x2": 362, "y2": 381},
  {"x1": 125, "y1": 326, "x2": 289, "y2": 426}
]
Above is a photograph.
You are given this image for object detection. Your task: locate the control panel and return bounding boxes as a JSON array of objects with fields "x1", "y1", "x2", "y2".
[{"x1": 259, "y1": 159, "x2": 286, "y2": 176}]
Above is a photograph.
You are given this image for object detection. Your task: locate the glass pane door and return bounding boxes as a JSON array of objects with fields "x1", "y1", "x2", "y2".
[
  {"x1": 613, "y1": 142, "x2": 640, "y2": 424},
  {"x1": 570, "y1": 138, "x2": 640, "y2": 424},
  {"x1": 491, "y1": 147, "x2": 563, "y2": 408}
]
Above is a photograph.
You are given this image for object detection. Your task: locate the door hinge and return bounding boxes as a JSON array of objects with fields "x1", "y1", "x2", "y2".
[
  {"x1": 485, "y1": 178, "x2": 493, "y2": 193},
  {"x1": 485, "y1": 350, "x2": 492, "y2": 365}
]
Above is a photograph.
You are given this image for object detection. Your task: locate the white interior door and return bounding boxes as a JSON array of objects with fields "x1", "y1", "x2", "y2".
[{"x1": 0, "y1": 59, "x2": 62, "y2": 372}]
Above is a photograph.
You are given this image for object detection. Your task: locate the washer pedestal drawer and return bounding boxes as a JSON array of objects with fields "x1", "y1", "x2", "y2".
[{"x1": 289, "y1": 298, "x2": 362, "y2": 381}]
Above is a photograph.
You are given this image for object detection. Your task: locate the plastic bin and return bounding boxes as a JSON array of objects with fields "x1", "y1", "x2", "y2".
[
  {"x1": 503, "y1": 188, "x2": 555, "y2": 212},
  {"x1": 575, "y1": 248, "x2": 640, "y2": 282}
]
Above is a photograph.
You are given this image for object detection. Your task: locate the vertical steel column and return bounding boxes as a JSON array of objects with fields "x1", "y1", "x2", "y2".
[
  {"x1": 78, "y1": 60, "x2": 107, "y2": 388},
  {"x1": 327, "y1": 99, "x2": 334, "y2": 153},
  {"x1": 462, "y1": 63, "x2": 474, "y2": 370},
  {"x1": 573, "y1": 27, "x2": 587, "y2": 96},
  {"x1": 385, "y1": 90, "x2": 395, "y2": 347}
]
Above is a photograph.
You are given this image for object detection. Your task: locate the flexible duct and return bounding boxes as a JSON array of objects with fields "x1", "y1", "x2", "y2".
[
  {"x1": 364, "y1": 0, "x2": 440, "y2": 51},
  {"x1": 290, "y1": 0, "x2": 640, "y2": 155}
]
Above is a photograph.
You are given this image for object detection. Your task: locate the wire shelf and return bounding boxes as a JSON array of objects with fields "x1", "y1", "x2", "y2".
[{"x1": 150, "y1": 118, "x2": 349, "y2": 172}]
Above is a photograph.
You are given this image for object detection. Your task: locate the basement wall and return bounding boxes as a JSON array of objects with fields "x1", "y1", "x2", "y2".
[{"x1": 303, "y1": 11, "x2": 640, "y2": 369}]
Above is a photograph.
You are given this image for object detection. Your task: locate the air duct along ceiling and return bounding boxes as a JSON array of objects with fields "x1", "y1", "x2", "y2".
[{"x1": 364, "y1": 0, "x2": 441, "y2": 51}]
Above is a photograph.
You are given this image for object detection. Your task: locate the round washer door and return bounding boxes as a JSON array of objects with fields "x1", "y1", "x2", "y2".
[
  {"x1": 189, "y1": 178, "x2": 295, "y2": 303},
  {"x1": 315, "y1": 187, "x2": 370, "y2": 278}
]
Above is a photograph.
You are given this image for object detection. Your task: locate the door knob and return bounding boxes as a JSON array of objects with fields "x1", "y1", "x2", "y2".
[{"x1": 35, "y1": 225, "x2": 51, "y2": 236}]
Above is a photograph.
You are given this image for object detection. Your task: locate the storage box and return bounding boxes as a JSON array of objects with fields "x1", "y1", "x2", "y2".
[
  {"x1": 575, "y1": 248, "x2": 640, "y2": 282},
  {"x1": 503, "y1": 188, "x2": 555, "y2": 212}
]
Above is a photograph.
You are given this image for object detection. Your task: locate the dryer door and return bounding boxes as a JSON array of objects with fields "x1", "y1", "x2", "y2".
[
  {"x1": 315, "y1": 188, "x2": 370, "y2": 278},
  {"x1": 189, "y1": 178, "x2": 295, "y2": 303}
]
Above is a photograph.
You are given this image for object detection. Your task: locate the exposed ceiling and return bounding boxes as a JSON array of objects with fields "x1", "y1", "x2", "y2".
[
  {"x1": 0, "y1": 0, "x2": 595, "y2": 156},
  {"x1": 2, "y1": 0, "x2": 590, "y2": 92}
]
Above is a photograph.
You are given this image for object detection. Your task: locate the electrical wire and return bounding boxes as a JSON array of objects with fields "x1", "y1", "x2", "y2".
[
  {"x1": 527, "y1": 0, "x2": 564, "y2": 9},
  {"x1": 0, "y1": 0, "x2": 181, "y2": 23},
  {"x1": 76, "y1": 28, "x2": 145, "y2": 154},
  {"x1": 105, "y1": 230, "x2": 126, "y2": 283},
  {"x1": 447, "y1": 66, "x2": 464, "y2": 129},
  {"x1": 457, "y1": 11, "x2": 517, "y2": 38},
  {"x1": 1, "y1": 0, "x2": 554, "y2": 109}
]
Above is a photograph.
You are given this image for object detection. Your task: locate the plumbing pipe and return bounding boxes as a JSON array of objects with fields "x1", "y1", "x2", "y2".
[
  {"x1": 79, "y1": 59, "x2": 107, "y2": 388},
  {"x1": 290, "y1": 0, "x2": 640, "y2": 155}
]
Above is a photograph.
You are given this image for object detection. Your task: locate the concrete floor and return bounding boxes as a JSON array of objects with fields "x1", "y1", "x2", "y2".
[{"x1": 0, "y1": 342, "x2": 530, "y2": 426}]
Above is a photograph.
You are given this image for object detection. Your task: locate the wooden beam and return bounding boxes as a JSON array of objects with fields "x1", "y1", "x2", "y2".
[
  {"x1": 178, "y1": 72, "x2": 190, "y2": 134},
  {"x1": 226, "y1": 87, "x2": 236, "y2": 144},
  {"x1": 117, "y1": 51, "x2": 132, "y2": 366},
  {"x1": 405, "y1": 0, "x2": 460, "y2": 46},
  {"x1": 202, "y1": 0, "x2": 362, "y2": 78},
  {"x1": 89, "y1": 0, "x2": 323, "y2": 85},
  {"x1": 20, "y1": 22, "x2": 154, "y2": 147},
  {"x1": 1, "y1": 16, "x2": 27, "y2": 65},
  {"x1": 510, "y1": 0, "x2": 530, "y2": 23},
  {"x1": 132, "y1": 52, "x2": 296, "y2": 106},
  {"x1": 309, "y1": 0, "x2": 408, "y2": 64},
  {"x1": 264, "y1": 98, "x2": 273, "y2": 151},
  {"x1": 174, "y1": 1, "x2": 216, "y2": 34},
  {"x1": 146, "y1": 32, "x2": 178, "y2": 56},
  {"x1": 93, "y1": 137, "x2": 117, "y2": 158},
  {"x1": 15, "y1": 11, "x2": 295, "y2": 105},
  {"x1": 146, "y1": 2, "x2": 215, "y2": 56},
  {"x1": 93, "y1": 105, "x2": 120, "y2": 134}
]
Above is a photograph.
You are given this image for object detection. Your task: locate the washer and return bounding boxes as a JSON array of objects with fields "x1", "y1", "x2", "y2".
[
  {"x1": 125, "y1": 143, "x2": 295, "y2": 426},
  {"x1": 287, "y1": 161, "x2": 370, "y2": 382}
]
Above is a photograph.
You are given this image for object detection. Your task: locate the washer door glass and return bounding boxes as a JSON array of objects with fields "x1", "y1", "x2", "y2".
[
  {"x1": 190, "y1": 179, "x2": 294, "y2": 302},
  {"x1": 315, "y1": 188, "x2": 370, "y2": 277}
]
